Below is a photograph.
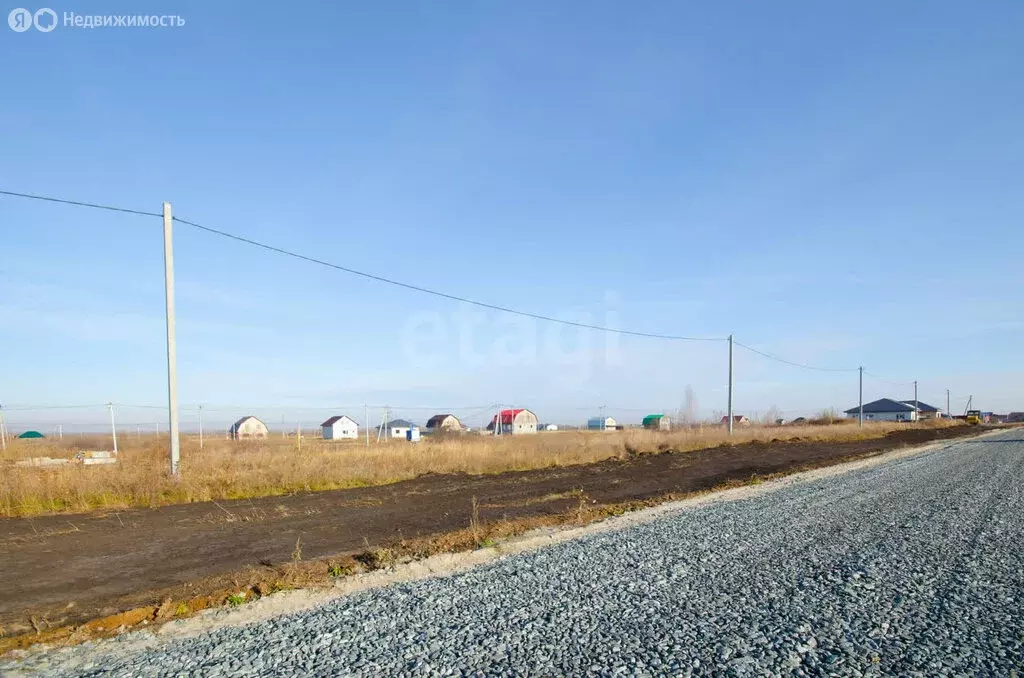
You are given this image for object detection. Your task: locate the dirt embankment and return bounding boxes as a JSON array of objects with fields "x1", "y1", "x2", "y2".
[{"x1": 0, "y1": 425, "x2": 985, "y2": 643}]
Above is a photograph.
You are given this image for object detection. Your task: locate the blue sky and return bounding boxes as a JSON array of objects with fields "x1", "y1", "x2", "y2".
[{"x1": 1, "y1": 1, "x2": 1022, "y2": 431}]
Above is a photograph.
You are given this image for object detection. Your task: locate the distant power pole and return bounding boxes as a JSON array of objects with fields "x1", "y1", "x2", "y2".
[
  {"x1": 58, "y1": 424, "x2": 63, "y2": 441},
  {"x1": 913, "y1": 381, "x2": 919, "y2": 422},
  {"x1": 163, "y1": 202, "x2": 181, "y2": 477},
  {"x1": 364, "y1": 404, "x2": 369, "y2": 448},
  {"x1": 946, "y1": 389, "x2": 950, "y2": 418},
  {"x1": 108, "y1": 402, "x2": 118, "y2": 455},
  {"x1": 198, "y1": 404, "x2": 204, "y2": 450},
  {"x1": 0, "y1": 404, "x2": 6, "y2": 451},
  {"x1": 858, "y1": 366, "x2": 864, "y2": 427},
  {"x1": 727, "y1": 335, "x2": 734, "y2": 435}
]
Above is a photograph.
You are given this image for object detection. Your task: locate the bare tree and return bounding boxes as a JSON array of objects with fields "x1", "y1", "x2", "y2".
[{"x1": 683, "y1": 385, "x2": 697, "y2": 425}]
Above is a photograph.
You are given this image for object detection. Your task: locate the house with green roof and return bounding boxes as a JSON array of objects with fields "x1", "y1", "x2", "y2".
[{"x1": 642, "y1": 414, "x2": 671, "y2": 431}]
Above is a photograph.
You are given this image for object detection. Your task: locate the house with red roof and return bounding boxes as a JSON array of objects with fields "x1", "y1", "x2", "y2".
[{"x1": 486, "y1": 408, "x2": 538, "y2": 435}]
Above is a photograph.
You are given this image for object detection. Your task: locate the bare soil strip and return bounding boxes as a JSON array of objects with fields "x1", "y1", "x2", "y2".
[{"x1": 0, "y1": 425, "x2": 986, "y2": 648}]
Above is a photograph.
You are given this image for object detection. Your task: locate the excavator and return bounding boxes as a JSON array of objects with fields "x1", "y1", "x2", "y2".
[{"x1": 964, "y1": 395, "x2": 982, "y2": 425}]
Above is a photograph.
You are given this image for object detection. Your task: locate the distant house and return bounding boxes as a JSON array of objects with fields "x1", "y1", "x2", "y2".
[
  {"x1": 425, "y1": 414, "x2": 462, "y2": 433},
  {"x1": 544, "y1": 424, "x2": 558, "y2": 431},
  {"x1": 321, "y1": 415, "x2": 359, "y2": 440},
  {"x1": 486, "y1": 409, "x2": 538, "y2": 435},
  {"x1": 229, "y1": 416, "x2": 269, "y2": 439},
  {"x1": 721, "y1": 415, "x2": 751, "y2": 427},
  {"x1": 587, "y1": 416, "x2": 617, "y2": 431},
  {"x1": 384, "y1": 419, "x2": 415, "y2": 439},
  {"x1": 902, "y1": 400, "x2": 941, "y2": 420},
  {"x1": 844, "y1": 398, "x2": 917, "y2": 422},
  {"x1": 1006, "y1": 412, "x2": 1024, "y2": 423},
  {"x1": 791, "y1": 417, "x2": 808, "y2": 425},
  {"x1": 642, "y1": 414, "x2": 671, "y2": 431}
]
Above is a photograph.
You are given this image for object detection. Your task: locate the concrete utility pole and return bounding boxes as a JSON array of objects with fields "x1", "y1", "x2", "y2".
[
  {"x1": 364, "y1": 404, "x2": 369, "y2": 448},
  {"x1": 946, "y1": 389, "x2": 951, "y2": 418},
  {"x1": 198, "y1": 405, "x2": 204, "y2": 450},
  {"x1": 858, "y1": 366, "x2": 864, "y2": 427},
  {"x1": 58, "y1": 424, "x2": 63, "y2": 440},
  {"x1": 163, "y1": 202, "x2": 181, "y2": 476},
  {"x1": 914, "y1": 380, "x2": 919, "y2": 422},
  {"x1": 0, "y1": 404, "x2": 6, "y2": 451},
  {"x1": 727, "y1": 335, "x2": 734, "y2": 435},
  {"x1": 108, "y1": 402, "x2": 118, "y2": 454}
]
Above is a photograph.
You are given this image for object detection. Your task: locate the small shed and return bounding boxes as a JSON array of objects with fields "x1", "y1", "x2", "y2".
[
  {"x1": 321, "y1": 415, "x2": 359, "y2": 440},
  {"x1": 642, "y1": 414, "x2": 671, "y2": 431},
  {"x1": 384, "y1": 419, "x2": 415, "y2": 439},
  {"x1": 425, "y1": 414, "x2": 462, "y2": 433},
  {"x1": 229, "y1": 416, "x2": 269, "y2": 440},
  {"x1": 17, "y1": 430, "x2": 45, "y2": 439},
  {"x1": 721, "y1": 415, "x2": 751, "y2": 427},
  {"x1": 587, "y1": 416, "x2": 617, "y2": 431}
]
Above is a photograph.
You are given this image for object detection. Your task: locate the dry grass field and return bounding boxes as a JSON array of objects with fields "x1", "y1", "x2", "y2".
[{"x1": 0, "y1": 421, "x2": 955, "y2": 518}]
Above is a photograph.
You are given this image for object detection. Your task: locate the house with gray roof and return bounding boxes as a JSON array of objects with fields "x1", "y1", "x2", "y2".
[
  {"x1": 844, "y1": 398, "x2": 917, "y2": 422},
  {"x1": 384, "y1": 419, "x2": 415, "y2": 439},
  {"x1": 901, "y1": 400, "x2": 942, "y2": 420}
]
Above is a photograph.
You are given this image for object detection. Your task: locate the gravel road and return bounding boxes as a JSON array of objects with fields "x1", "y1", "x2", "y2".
[{"x1": 6, "y1": 430, "x2": 1023, "y2": 677}]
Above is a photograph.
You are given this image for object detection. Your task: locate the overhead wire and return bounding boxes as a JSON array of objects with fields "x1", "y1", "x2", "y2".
[
  {"x1": 1, "y1": 188, "x2": 923, "y2": 380},
  {"x1": 0, "y1": 188, "x2": 724, "y2": 342},
  {"x1": 0, "y1": 189, "x2": 162, "y2": 218},
  {"x1": 733, "y1": 341, "x2": 859, "y2": 373},
  {"x1": 171, "y1": 216, "x2": 725, "y2": 342}
]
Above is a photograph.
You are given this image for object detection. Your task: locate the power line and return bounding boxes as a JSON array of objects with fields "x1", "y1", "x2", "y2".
[
  {"x1": 172, "y1": 216, "x2": 724, "y2": 342},
  {"x1": 0, "y1": 187, "x2": 724, "y2": 342},
  {"x1": 0, "y1": 189, "x2": 162, "y2": 218},
  {"x1": 733, "y1": 341, "x2": 859, "y2": 373}
]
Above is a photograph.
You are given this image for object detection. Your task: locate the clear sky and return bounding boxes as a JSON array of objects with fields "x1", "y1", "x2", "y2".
[{"x1": 1, "y1": 1, "x2": 1022, "y2": 432}]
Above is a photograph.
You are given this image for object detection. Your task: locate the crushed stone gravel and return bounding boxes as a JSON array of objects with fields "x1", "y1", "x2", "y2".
[{"x1": 4, "y1": 430, "x2": 1022, "y2": 677}]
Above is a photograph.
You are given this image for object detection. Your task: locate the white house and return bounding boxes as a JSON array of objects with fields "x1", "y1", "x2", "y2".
[
  {"x1": 487, "y1": 409, "x2": 538, "y2": 435},
  {"x1": 384, "y1": 419, "x2": 415, "y2": 439},
  {"x1": 587, "y1": 416, "x2": 617, "y2": 431},
  {"x1": 229, "y1": 416, "x2": 269, "y2": 440},
  {"x1": 844, "y1": 398, "x2": 918, "y2": 422},
  {"x1": 320, "y1": 415, "x2": 359, "y2": 440}
]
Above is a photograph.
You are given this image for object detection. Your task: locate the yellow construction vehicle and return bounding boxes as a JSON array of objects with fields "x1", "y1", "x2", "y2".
[{"x1": 966, "y1": 410, "x2": 983, "y2": 426}]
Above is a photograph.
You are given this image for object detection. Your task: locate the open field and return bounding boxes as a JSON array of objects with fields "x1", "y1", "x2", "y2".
[
  {"x1": 1, "y1": 421, "x2": 949, "y2": 518},
  {"x1": 8, "y1": 428, "x2": 1018, "y2": 676},
  {"x1": 0, "y1": 422, "x2": 989, "y2": 649}
]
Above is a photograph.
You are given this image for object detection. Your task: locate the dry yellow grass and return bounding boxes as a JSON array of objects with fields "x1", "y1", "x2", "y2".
[{"x1": 0, "y1": 421, "x2": 951, "y2": 518}]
